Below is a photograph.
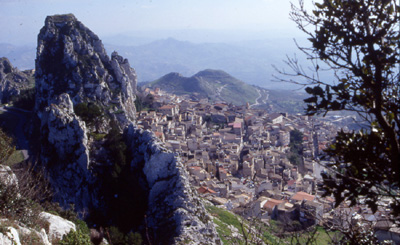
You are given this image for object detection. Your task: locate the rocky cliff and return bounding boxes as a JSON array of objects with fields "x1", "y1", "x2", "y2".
[
  {"x1": 34, "y1": 14, "x2": 137, "y2": 211},
  {"x1": 0, "y1": 57, "x2": 34, "y2": 104},
  {"x1": 34, "y1": 14, "x2": 219, "y2": 243},
  {"x1": 126, "y1": 125, "x2": 220, "y2": 244},
  {"x1": 35, "y1": 14, "x2": 136, "y2": 127}
]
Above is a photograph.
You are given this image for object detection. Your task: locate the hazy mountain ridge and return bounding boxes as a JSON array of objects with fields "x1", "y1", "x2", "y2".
[
  {"x1": 0, "y1": 37, "x2": 304, "y2": 90},
  {"x1": 147, "y1": 69, "x2": 260, "y2": 105},
  {"x1": 0, "y1": 43, "x2": 35, "y2": 70},
  {"x1": 106, "y1": 37, "x2": 302, "y2": 89}
]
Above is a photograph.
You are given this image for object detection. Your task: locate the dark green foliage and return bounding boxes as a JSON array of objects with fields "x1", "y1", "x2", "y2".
[
  {"x1": 60, "y1": 226, "x2": 91, "y2": 245},
  {"x1": 0, "y1": 128, "x2": 15, "y2": 163},
  {"x1": 74, "y1": 102, "x2": 104, "y2": 125},
  {"x1": 289, "y1": 0, "x2": 400, "y2": 224},
  {"x1": 288, "y1": 129, "x2": 303, "y2": 166},
  {"x1": 107, "y1": 226, "x2": 143, "y2": 245},
  {"x1": 106, "y1": 122, "x2": 127, "y2": 178},
  {"x1": 289, "y1": 129, "x2": 303, "y2": 154},
  {"x1": 91, "y1": 121, "x2": 148, "y2": 240},
  {"x1": 43, "y1": 202, "x2": 78, "y2": 222},
  {"x1": 135, "y1": 93, "x2": 155, "y2": 112}
]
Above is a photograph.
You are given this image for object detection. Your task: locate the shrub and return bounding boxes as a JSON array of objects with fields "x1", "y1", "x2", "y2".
[
  {"x1": 74, "y1": 102, "x2": 103, "y2": 125},
  {"x1": 106, "y1": 226, "x2": 142, "y2": 245},
  {"x1": 59, "y1": 228, "x2": 91, "y2": 245}
]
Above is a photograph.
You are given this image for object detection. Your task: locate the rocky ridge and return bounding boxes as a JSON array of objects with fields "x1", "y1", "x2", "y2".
[
  {"x1": 126, "y1": 125, "x2": 220, "y2": 244},
  {"x1": 34, "y1": 14, "x2": 138, "y2": 210},
  {"x1": 146, "y1": 69, "x2": 260, "y2": 105},
  {"x1": 34, "y1": 14, "x2": 220, "y2": 243},
  {"x1": 0, "y1": 57, "x2": 34, "y2": 104}
]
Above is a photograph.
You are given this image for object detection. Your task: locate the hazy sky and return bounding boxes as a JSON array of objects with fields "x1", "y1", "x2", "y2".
[{"x1": 0, "y1": 0, "x2": 314, "y2": 45}]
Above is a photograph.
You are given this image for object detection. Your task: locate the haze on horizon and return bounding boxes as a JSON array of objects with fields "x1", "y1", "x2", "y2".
[
  {"x1": 0, "y1": 0, "x2": 313, "y2": 45},
  {"x1": 0, "y1": 0, "x2": 319, "y2": 90}
]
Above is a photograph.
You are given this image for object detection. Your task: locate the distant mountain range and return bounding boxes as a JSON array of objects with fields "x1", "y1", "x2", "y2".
[
  {"x1": 0, "y1": 37, "x2": 306, "y2": 89},
  {"x1": 107, "y1": 38, "x2": 302, "y2": 90},
  {"x1": 145, "y1": 69, "x2": 260, "y2": 105},
  {"x1": 0, "y1": 43, "x2": 36, "y2": 70}
]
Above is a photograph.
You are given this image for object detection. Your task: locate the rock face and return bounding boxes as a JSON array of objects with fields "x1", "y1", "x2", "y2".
[
  {"x1": 126, "y1": 125, "x2": 220, "y2": 244},
  {"x1": 39, "y1": 212, "x2": 76, "y2": 242},
  {"x1": 35, "y1": 14, "x2": 136, "y2": 127},
  {"x1": 34, "y1": 14, "x2": 219, "y2": 243},
  {"x1": 34, "y1": 14, "x2": 137, "y2": 210},
  {"x1": 0, "y1": 57, "x2": 34, "y2": 104}
]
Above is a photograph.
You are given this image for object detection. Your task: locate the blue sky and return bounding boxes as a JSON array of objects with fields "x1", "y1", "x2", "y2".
[{"x1": 0, "y1": 0, "x2": 314, "y2": 45}]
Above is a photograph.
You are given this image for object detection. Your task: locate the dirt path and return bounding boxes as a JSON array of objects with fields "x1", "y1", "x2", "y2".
[{"x1": 250, "y1": 89, "x2": 262, "y2": 108}]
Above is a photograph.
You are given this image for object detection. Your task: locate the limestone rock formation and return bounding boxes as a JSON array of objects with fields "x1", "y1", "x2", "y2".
[
  {"x1": 35, "y1": 14, "x2": 136, "y2": 128},
  {"x1": 39, "y1": 212, "x2": 76, "y2": 242},
  {"x1": 34, "y1": 13, "x2": 220, "y2": 243},
  {"x1": 126, "y1": 125, "x2": 220, "y2": 244},
  {"x1": 34, "y1": 14, "x2": 137, "y2": 210},
  {"x1": 0, "y1": 57, "x2": 34, "y2": 104},
  {"x1": 0, "y1": 227, "x2": 21, "y2": 245}
]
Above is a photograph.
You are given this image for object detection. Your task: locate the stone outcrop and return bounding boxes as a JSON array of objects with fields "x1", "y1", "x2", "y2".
[
  {"x1": 0, "y1": 57, "x2": 34, "y2": 104},
  {"x1": 126, "y1": 125, "x2": 221, "y2": 244},
  {"x1": 34, "y1": 13, "x2": 220, "y2": 243},
  {"x1": 0, "y1": 226, "x2": 21, "y2": 245},
  {"x1": 35, "y1": 14, "x2": 136, "y2": 128},
  {"x1": 34, "y1": 14, "x2": 137, "y2": 210},
  {"x1": 39, "y1": 212, "x2": 76, "y2": 242},
  {"x1": 40, "y1": 93, "x2": 93, "y2": 209}
]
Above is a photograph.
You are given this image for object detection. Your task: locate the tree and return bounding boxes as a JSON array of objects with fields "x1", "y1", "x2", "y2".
[{"x1": 280, "y1": 0, "x2": 400, "y2": 221}]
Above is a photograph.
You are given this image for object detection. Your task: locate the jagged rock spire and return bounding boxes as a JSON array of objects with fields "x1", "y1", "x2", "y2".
[{"x1": 35, "y1": 13, "x2": 136, "y2": 126}]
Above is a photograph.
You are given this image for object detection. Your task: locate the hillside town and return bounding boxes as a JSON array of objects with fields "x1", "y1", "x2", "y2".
[{"x1": 136, "y1": 87, "x2": 400, "y2": 241}]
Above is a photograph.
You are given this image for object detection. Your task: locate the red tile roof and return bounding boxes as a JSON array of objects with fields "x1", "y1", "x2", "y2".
[
  {"x1": 263, "y1": 199, "x2": 284, "y2": 211},
  {"x1": 291, "y1": 191, "x2": 315, "y2": 202},
  {"x1": 198, "y1": 186, "x2": 217, "y2": 194}
]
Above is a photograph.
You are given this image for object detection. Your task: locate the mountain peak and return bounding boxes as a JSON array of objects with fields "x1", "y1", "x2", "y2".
[
  {"x1": 147, "y1": 69, "x2": 259, "y2": 105},
  {"x1": 45, "y1": 14, "x2": 76, "y2": 23},
  {"x1": 193, "y1": 69, "x2": 231, "y2": 78}
]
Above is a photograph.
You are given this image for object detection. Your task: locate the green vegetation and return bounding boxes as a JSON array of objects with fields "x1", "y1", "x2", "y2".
[
  {"x1": 206, "y1": 204, "x2": 280, "y2": 244},
  {"x1": 206, "y1": 205, "x2": 242, "y2": 230},
  {"x1": 90, "y1": 132, "x2": 106, "y2": 141},
  {"x1": 206, "y1": 204, "x2": 339, "y2": 244},
  {"x1": 4, "y1": 150, "x2": 24, "y2": 166},
  {"x1": 0, "y1": 128, "x2": 15, "y2": 163},
  {"x1": 287, "y1": 129, "x2": 303, "y2": 167},
  {"x1": 60, "y1": 226, "x2": 91, "y2": 245},
  {"x1": 90, "y1": 121, "x2": 147, "y2": 243},
  {"x1": 265, "y1": 90, "x2": 307, "y2": 114},
  {"x1": 135, "y1": 93, "x2": 155, "y2": 111},
  {"x1": 73, "y1": 102, "x2": 104, "y2": 125},
  {"x1": 106, "y1": 226, "x2": 143, "y2": 245},
  {"x1": 286, "y1": 1, "x2": 400, "y2": 236},
  {"x1": 147, "y1": 69, "x2": 259, "y2": 106}
]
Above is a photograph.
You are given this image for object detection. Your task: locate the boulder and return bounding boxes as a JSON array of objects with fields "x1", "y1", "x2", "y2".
[
  {"x1": 39, "y1": 212, "x2": 76, "y2": 242},
  {"x1": 0, "y1": 227, "x2": 21, "y2": 245}
]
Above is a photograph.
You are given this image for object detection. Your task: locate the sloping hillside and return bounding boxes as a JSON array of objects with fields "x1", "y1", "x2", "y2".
[{"x1": 147, "y1": 69, "x2": 260, "y2": 105}]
